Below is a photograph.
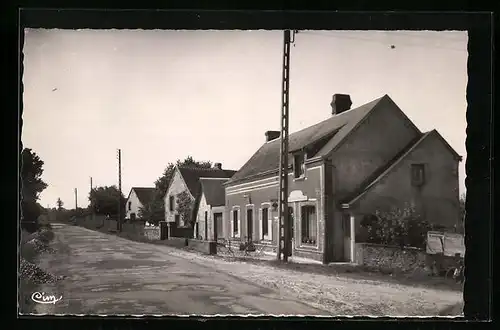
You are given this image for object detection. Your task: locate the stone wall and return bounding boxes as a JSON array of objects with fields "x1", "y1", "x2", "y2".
[
  {"x1": 355, "y1": 242, "x2": 460, "y2": 275},
  {"x1": 143, "y1": 226, "x2": 160, "y2": 240}
]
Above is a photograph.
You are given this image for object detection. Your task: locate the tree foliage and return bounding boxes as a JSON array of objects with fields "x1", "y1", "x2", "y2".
[
  {"x1": 56, "y1": 198, "x2": 64, "y2": 210},
  {"x1": 176, "y1": 190, "x2": 194, "y2": 227},
  {"x1": 141, "y1": 156, "x2": 212, "y2": 224},
  {"x1": 20, "y1": 148, "x2": 48, "y2": 233},
  {"x1": 89, "y1": 185, "x2": 126, "y2": 217}
]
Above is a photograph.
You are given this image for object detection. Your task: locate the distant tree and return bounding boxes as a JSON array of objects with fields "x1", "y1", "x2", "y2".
[
  {"x1": 20, "y1": 148, "x2": 48, "y2": 233},
  {"x1": 88, "y1": 186, "x2": 126, "y2": 217},
  {"x1": 457, "y1": 193, "x2": 466, "y2": 233},
  {"x1": 56, "y1": 198, "x2": 64, "y2": 210},
  {"x1": 141, "y1": 156, "x2": 212, "y2": 224}
]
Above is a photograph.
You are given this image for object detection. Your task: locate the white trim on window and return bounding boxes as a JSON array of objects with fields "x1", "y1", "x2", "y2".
[
  {"x1": 260, "y1": 203, "x2": 271, "y2": 241},
  {"x1": 231, "y1": 206, "x2": 240, "y2": 238},
  {"x1": 298, "y1": 201, "x2": 320, "y2": 249},
  {"x1": 245, "y1": 204, "x2": 255, "y2": 241}
]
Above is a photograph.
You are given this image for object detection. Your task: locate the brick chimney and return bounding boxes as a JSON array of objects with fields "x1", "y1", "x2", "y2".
[
  {"x1": 265, "y1": 131, "x2": 280, "y2": 142},
  {"x1": 214, "y1": 163, "x2": 222, "y2": 169},
  {"x1": 330, "y1": 94, "x2": 352, "y2": 115}
]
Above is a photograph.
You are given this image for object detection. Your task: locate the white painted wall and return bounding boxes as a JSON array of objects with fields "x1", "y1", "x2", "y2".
[
  {"x1": 164, "y1": 168, "x2": 192, "y2": 224},
  {"x1": 125, "y1": 189, "x2": 143, "y2": 219}
]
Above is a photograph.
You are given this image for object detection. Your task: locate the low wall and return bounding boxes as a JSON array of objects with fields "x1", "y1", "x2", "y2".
[
  {"x1": 355, "y1": 242, "x2": 460, "y2": 274},
  {"x1": 170, "y1": 225, "x2": 193, "y2": 238},
  {"x1": 143, "y1": 226, "x2": 160, "y2": 240},
  {"x1": 187, "y1": 239, "x2": 216, "y2": 255}
]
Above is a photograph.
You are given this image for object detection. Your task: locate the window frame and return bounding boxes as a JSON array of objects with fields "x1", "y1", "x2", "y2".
[
  {"x1": 411, "y1": 163, "x2": 426, "y2": 187},
  {"x1": 231, "y1": 207, "x2": 240, "y2": 238},
  {"x1": 293, "y1": 152, "x2": 306, "y2": 179},
  {"x1": 260, "y1": 203, "x2": 272, "y2": 241},
  {"x1": 169, "y1": 195, "x2": 175, "y2": 211},
  {"x1": 299, "y1": 202, "x2": 318, "y2": 247}
]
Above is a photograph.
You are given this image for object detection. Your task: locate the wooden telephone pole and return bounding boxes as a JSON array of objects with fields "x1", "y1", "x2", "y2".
[
  {"x1": 74, "y1": 188, "x2": 78, "y2": 210},
  {"x1": 277, "y1": 30, "x2": 297, "y2": 262}
]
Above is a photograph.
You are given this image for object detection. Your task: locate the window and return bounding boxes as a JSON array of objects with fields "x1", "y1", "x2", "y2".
[
  {"x1": 233, "y1": 209, "x2": 239, "y2": 236},
  {"x1": 301, "y1": 205, "x2": 317, "y2": 244},
  {"x1": 128, "y1": 201, "x2": 131, "y2": 211},
  {"x1": 169, "y1": 195, "x2": 174, "y2": 211},
  {"x1": 411, "y1": 164, "x2": 426, "y2": 187},
  {"x1": 174, "y1": 214, "x2": 180, "y2": 225},
  {"x1": 262, "y1": 207, "x2": 269, "y2": 239},
  {"x1": 294, "y1": 153, "x2": 305, "y2": 178}
]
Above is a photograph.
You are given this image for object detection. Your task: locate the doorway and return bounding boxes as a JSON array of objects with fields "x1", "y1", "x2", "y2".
[
  {"x1": 247, "y1": 208, "x2": 253, "y2": 242},
  {"x1": 214, "y1": 212, "x2": 223, "y2": 241}
]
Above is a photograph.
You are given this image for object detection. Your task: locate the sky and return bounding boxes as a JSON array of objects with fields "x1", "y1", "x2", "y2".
[{"x1": 22, "y1": 29, "x2": 468, "y2": 209}]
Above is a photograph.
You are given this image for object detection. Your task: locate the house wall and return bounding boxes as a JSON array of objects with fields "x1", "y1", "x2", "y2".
[
  {"x1": 164, "y1": 169, "x2": 193, "y2": 224},
  {"x1": 331, "y1": 102, "x2": 421, "y2": 198},
  {"x1": 225, "y1": 164, "x2": 325, "y2": 262},
  {"x1": 196, "y1": 193, "x2": 211, "y2": 240},
  {"x1": 125, "y1": 190, "x2": 143, "y2": 219},
  {"x1": 352, "y1": 132, "x2": 461, "y2": 230}
]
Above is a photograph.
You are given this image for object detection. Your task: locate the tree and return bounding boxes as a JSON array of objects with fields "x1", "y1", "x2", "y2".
[
  {"x1": 141, "y1": 156, "x2": 212, "y2": 224},
  {"x1": 88, "y1": 186, "x2": 126, "y2": 217},
  {"x1": 176, "y1": 191, "x2": 194, "y2": 227},
  {"x1": 20, "y1": 148, "x2": 48, "y2": 233},
  {"x1": 56, "y1": 198, "x2": 64, "y2": 210}
]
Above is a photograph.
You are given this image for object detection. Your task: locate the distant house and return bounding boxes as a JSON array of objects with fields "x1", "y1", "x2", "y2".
[
  {"x1": 223, "y1": 94, "x2": 462, "y2": 264},
  {"x1": 164, "y1": 163, "x2": 236, "y2": 238},
  {"x1": 125, "y1": 187, "x2": 156, "y2": 221}
]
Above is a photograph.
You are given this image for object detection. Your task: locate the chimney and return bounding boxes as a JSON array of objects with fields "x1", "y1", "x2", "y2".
[
  {"x1": 214, "y1": 163, "x2": 222, "y2": 169},
  {"x1": 330, "y1": 94, "x2": 352, "y2": 115},
  {"x1": 265, "y1": 131, "x2": 280, "y2": 142}
]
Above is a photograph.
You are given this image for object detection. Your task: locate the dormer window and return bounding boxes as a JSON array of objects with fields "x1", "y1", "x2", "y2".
[{"x1": 294, "y1": 152, "x2": 306, "y2": 179}]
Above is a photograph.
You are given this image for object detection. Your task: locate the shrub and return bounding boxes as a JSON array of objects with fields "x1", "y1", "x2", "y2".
[
  {"x1": 37, "y1": 229, "x2": 55, "y2": 244},
  {"x1": 361, "y1": 204, "x2": 429, "y2": 249}
]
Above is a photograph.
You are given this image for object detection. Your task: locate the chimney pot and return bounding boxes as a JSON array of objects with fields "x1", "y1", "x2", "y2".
[
  {"x1": 330, "y1": 94, "x2": 352, "y2": 115},
  {"x1": 265, "y1": 131, "x2": 280, "y2": 142},
  {"x1": 214, "y1": 163, "x2": 222, "y2": 169}
]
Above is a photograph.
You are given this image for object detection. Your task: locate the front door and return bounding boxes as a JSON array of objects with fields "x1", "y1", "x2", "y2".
[
  {"x1": 343, "y1": 213, "x2": 352, "y2": 262},
  {"x1": 214, "y1": 212, "x2": 223, "y2": 241},
  {"x1": 247, "y1": 209, "x2": 253, "y2": 242}
]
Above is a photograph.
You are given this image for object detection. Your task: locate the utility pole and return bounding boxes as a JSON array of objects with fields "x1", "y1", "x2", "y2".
[
  {"x1": 117, "y1": 149, "x2": 122, "y2": 232},
  {"x1": 74, "y1": 188, "x2": 78, "y2": 210},
  {"x1": 277, "y1": 30, "x2": 296, "y2": 262}
]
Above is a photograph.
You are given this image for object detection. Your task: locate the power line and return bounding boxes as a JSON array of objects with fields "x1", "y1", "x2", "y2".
[{"x1": 299, "y1": 31, "x2": 466, "y2": 52}]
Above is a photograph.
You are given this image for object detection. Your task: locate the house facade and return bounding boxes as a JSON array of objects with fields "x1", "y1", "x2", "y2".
[
  {"x1": 195, "y1": 178, "x2": 230, "y2": 241},
  {"x1": 164, "y1": 164, "x2": 236, "y2": 238},
  {"x1": 223, "y1": 94, "x2": 462, "y2": 264},
  {"x1": 125, "y1": 187, "x2": 156, "y2": 220}
]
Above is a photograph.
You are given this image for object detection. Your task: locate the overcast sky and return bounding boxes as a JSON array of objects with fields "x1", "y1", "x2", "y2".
[{"x1": 22, "y1": 29, "x2": 467, "y2": 209}]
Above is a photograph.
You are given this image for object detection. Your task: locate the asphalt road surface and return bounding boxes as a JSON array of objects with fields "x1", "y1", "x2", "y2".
[{"x1": 30, "y1": 223, "x2": 329, "y2": 315}]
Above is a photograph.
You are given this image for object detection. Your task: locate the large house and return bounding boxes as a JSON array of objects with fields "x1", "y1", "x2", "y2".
[
  {"x1": 223, "y1": 94, "x2": 462, "y2": 264},
  {"x1": 164, "y1": 163, "x2": 236, "y2": 238},
  {"x1": 125, "y1": 187, "x2": 156, "y2": 220}
]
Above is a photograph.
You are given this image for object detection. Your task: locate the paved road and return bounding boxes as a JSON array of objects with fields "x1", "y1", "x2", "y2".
[{"x1": 32, "y1": 223, "x2": 328, "y2": 315}]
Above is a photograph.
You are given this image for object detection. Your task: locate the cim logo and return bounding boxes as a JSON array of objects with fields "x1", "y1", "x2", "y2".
[{"x1": 31, "y1": 292, "x2": 62, "y2": 305}]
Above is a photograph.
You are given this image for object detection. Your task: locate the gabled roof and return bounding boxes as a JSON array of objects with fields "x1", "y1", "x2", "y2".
[
  {"x1": 345, "y1": 129, "x2": 462, "y2": 206},
  {"x1": 129, "y1": 187, "x2": 156, "y2": 206},
  {"x1": 177, "y1": 166, "x2": 236, "y2": 200},
  {"x1": 226, "y1": 95, "x2": 390, "y2": 185},
  {"x1": 200, "y1": 178, "x2": 230, "y2": 207}
]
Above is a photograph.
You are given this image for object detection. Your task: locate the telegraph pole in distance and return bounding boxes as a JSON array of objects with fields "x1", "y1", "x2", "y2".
[
  {"x1": 74, "y1": 188, "x2": 78, "y2": 210},
  {"x1": 117, "y1": 149, "x2": 122, "y2": 232},
  {"x1": 277, "y1": 30, "x2": 296, "y2": 262}
]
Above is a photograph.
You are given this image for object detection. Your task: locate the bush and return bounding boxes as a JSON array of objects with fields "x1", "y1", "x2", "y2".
[
  {"x1": 361, "y1": 204, "x2": 429, "y2": 249},
  {"x1": 37, "y1": 229, "x2": 55, "y2": 244}
]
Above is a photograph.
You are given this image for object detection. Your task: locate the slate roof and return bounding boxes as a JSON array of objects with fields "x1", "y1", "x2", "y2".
[
  {"x1": 178, "y1": 167, "x2": 236, "y2": 199},
  {"x1": 199, "y1": 178, "x2": 230, "y2": 207},
  {"x1": 226, "y1": 95, "x2": 390, "y2": 185},
  {"x1": 130, "y1": 187, "x2": 156, "y2": 206}
]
